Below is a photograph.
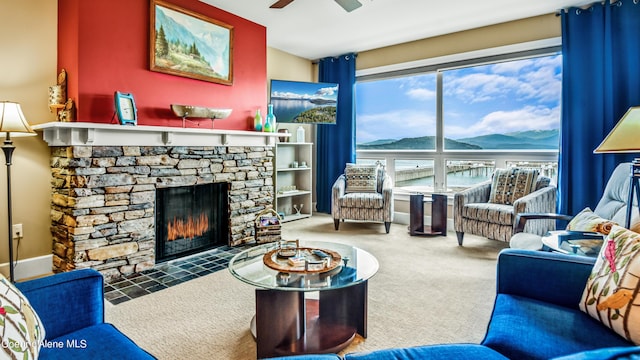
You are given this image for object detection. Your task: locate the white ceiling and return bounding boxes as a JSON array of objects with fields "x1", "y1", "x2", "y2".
[{"x1": 200, "y1": 0, "x2": 593, "y2": 60}]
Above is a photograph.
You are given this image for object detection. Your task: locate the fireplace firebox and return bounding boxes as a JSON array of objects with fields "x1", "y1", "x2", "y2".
[{"x1": 155, "y1": 182, "x2": 229, "y2": 263}]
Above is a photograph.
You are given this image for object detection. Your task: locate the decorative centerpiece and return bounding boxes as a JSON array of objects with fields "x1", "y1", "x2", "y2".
[
  {"x1": 263, "y1": 240, "x2": 342, "y2": 274},
  {"x1": 170, "y1": 104, "x2": 232, "y2": 128}
]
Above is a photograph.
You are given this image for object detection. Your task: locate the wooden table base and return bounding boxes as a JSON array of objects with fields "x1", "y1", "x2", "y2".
[
  {"x1": 409, "y1": 193, "x2": 447, "y2": 236},
  {"x1": 254, "y1": 281, "x2": 368, "y2": 358}
]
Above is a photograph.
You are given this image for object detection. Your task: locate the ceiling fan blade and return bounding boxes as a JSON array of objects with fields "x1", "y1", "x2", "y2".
[
  {"x1": 334, "y1": 0, "x2": 362, "y2": 12},
  {"x1": 270, "y1": 0, "x2": 295, "y2": 9}
]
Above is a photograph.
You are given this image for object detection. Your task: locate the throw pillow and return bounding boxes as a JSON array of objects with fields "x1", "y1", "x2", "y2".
[
  {"x1": 488, "y1": 168, "x2": 539, "y2": 205},
  {"x1": 345, "y1": 163, "x2": 379, "y2": 194},
  {"x1": 566, "y1": 207, "x2": 617, "y2": 235},
  {"x1": 0, "y1": 274, "x2": 46, "y2": 359},
  {"x1": 579, "y1": 225, "x2": 640, "y2": 344}
]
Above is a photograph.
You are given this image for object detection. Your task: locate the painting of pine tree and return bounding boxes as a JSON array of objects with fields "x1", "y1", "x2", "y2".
[{"x1": 150, "y1": 0, "x2": 233, "y2": 85}]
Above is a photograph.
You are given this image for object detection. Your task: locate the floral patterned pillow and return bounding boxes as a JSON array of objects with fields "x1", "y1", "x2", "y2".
[
  {"x1": 0, "y1": 274, "x2": 45, "y2": 359},
  {"x1": 566, "y1": 207, "x2": 617, "y2": 235},
  {"x1": 579, "y1": 225, "x2": 640, "y2": 344}
]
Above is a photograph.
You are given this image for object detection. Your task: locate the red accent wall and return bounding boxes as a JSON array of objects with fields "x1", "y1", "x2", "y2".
[{"x1": 58, "y1": 0, "x2": 266, "y2": 129}]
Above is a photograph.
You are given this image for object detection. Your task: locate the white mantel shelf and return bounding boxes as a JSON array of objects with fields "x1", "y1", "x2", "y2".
[{"x1": 33, "y1": 122, "x2": 287, "y2": 147}]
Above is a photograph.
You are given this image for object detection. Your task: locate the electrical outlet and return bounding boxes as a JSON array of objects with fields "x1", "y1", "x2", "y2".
[{"x1": 12, "y1": 224, "x2": 23, "y2": 239}]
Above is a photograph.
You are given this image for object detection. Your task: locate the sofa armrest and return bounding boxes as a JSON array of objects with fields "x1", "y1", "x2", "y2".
[
  {"x1": 454, "y1": 180, "x2": 492, "y2": 205},
  {"x1": 511, "y1": 186, "x2": 558, "y2": 235},
  {"x1": 496, "y1": 249, "x2": 595, "y2": 308},
  {"x1": 16, "y1": 268, "x2": 105, "y2": 340},
  {"x1": 453, "y1": 180, "x2": 492, "y2": 231},
  {"x1": 381, "y1": 174, "x2": 394, "y2": 222},
  {"x1": 331, "y1": 175, "x2": 346, "y2": 218},
  {"x1": 332, "y1": 174, "x2": 346, "y2": 197},
  {"x1": 513, "y1": 186, "x2": 557, "y2": 214},
  {"x1": 514, "y1": 212, "x2": 574, "y2": 233}
]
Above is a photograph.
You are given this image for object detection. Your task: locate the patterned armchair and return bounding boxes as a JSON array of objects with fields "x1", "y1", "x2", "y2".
[
  {"x1": 332, "y1": 164, "x2": 394, "y2": 233},
  {"x1": 453, "y1": 168, "x2": 556, "y2": 246}
]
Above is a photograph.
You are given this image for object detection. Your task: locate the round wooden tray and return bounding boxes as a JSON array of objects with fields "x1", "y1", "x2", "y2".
[{"x1": 263, "y1": 247, "x2": 342, "y2": 274}]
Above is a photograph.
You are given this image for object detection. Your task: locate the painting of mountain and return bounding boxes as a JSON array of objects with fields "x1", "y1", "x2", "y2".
[{"x1": 151, "y1": 1, "x2": 233, "y2": 85}]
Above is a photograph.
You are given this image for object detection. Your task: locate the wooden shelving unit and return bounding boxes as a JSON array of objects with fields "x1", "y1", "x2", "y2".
[{"x1": 275, "y1": 142, "x2": 313, "y2": 223}]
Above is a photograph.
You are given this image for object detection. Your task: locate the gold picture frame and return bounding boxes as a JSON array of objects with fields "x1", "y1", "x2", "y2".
[{"x1": 150, "y1": 0, "x2": 233, "y2": 85}]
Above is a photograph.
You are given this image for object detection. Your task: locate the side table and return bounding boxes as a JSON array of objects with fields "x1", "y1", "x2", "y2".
[
  {"x1": 409, "y1": 193, "x2": 447, "y2": 236},
  {"x1": 541, "y1": 230, "x2": 604, "y2": 257}
]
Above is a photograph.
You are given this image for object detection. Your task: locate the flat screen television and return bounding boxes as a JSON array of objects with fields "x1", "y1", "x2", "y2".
[{"x1": 269, "y1": 79, "x2": 338, "y2": 124}]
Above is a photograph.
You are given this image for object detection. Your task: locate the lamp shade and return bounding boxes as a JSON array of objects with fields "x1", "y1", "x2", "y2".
[
  {"x1": 0, "y1": 101, "x2": 36, "y2": 138},
  {"x1": 594, "y1": 106, "x2": 640, "y2": 153}
]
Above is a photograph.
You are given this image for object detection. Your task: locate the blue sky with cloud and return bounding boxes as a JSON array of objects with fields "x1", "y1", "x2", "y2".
[{"x1": 355, "y1": 54, "x2": 562, "y2": 144}]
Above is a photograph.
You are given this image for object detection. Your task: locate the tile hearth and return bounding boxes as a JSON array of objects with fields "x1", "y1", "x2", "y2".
[{"x1": 104, "y1": 246, "x2": 244, "y2": 305}]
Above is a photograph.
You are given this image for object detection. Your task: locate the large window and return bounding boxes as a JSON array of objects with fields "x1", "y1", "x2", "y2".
[
  {"x1": 355, "y1": 47, "x2": 561, "y2": 194},
  {"x1": 442, "y1": 56, "x2": 561, "y2": 150},
  {"x1": 356, "y1": 73, "x2": 436, "y2": 150}
]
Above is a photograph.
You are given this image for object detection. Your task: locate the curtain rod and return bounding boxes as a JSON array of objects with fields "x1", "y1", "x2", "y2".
[{"x1": 555, "y1": 0, "x2": 637, "y2": 16}]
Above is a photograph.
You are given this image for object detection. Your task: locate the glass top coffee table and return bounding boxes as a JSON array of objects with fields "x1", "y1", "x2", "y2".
[{"x1": 229, "y1": 240, "x2": 379, "y2": 358}]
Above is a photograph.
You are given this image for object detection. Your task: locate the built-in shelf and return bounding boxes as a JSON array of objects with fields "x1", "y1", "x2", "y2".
[
  {"x1": 32, "y1": 122, "x2": 286, "y2": 147},
  {"x1": 276, "y1": 190, "x2": 311, "y2": 198},
  {"x1": 275, "y1": 142, "x2": 313, "y2": 223}
]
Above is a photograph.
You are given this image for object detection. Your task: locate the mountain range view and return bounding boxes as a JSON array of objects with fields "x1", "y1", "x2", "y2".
[{"x1": 357, "y1": 129, "x2": 559, "y2": 150}]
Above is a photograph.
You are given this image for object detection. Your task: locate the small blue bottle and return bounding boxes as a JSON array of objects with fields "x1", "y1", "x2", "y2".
[{"x1": 264, "y1": 104, "x2": 276, "y2": 133}]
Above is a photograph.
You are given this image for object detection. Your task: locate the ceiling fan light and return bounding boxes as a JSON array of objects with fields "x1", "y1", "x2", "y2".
[{"x1": 335, "y1": 0, "x2": 362, "y2": 12}]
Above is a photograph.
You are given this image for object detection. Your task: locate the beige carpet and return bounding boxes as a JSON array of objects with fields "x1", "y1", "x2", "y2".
[{"x1": 105, "y1": 214, "x2": 508, "y2": 359}]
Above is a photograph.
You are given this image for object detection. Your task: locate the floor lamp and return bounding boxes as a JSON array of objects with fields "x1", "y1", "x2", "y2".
[
  {"x1": 594, "y1": 106, "x2": 640, "y2": 229},
  {"x1": 0, "y1": 101, "x2": 35, "y2": 282}
]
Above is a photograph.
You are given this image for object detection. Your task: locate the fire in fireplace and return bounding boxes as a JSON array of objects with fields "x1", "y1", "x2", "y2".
[{"x1": 155, "y1": 182, "x2": 229, "y2": 263}]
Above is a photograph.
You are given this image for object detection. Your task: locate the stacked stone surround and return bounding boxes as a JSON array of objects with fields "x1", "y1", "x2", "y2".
[{"x1": 49, "y1": 145, "x2": 274, "y2": 282}]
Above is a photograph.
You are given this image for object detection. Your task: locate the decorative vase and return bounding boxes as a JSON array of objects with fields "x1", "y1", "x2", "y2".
[
  {"x1": 278, "y1": 129, "x2": 289, "y2": 142},
  {"x1": 264, "y1": 104, "x2": 276, "y2": 133},
  {"x1": 254, "y1": 109, "x2": 263, "y2": 131},
  {"x1": 296, "y1": 126, "x2": 305, "y2": 143}
]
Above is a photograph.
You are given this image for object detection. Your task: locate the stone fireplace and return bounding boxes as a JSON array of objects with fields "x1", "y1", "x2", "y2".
[{"x1": 34, "y1": 122, "x2": 283, "y2": 282}]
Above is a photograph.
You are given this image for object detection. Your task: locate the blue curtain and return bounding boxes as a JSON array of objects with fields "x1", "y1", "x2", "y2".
[
  {"x1": 559, "y1": 1, "x2": 640, "y2": 215},
  {"x1": 316, "y1": 53, "x2": 357, "y2": 214}
]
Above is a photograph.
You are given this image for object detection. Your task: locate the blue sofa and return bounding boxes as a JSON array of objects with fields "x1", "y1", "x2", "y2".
[
  {"x1": 15, "y1": 268, "x2": 155, "y2": 359},
  {"x1": 271, "y1": 249, "x2": 640, "y2": 360}
]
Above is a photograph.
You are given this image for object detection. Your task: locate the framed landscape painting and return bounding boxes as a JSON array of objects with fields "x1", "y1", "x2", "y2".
[{"x1": 150, "y1": 0, "x2": 233, "y2": 85}]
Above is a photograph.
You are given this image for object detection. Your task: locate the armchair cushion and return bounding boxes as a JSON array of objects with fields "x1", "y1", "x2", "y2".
[
  {"x1": 345, "y1": 163, "x2": 379, "y2": 194},
  {"x1": 462, "y1": 202, "x2": 515, "y2": 226},
  {"x1": 339, "y1": 192, "x2": 385, "y2": 209},
  {"x1": 0, "y1": 273, "x2": 46, "y2": 359},
  {"x1": 580, "y1": 225, "x2": 640, "y2": 345},
  {"x1": 567, "y1": 207, "x2": 617, "y2": 235},
  {"x1": 489, "y1": 168, "x2": 539, "y2": 205}
]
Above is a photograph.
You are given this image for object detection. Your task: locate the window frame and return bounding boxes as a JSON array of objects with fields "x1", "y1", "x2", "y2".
[{"x1": 355, "y1": 38, "x2": 561, "y2": 195}]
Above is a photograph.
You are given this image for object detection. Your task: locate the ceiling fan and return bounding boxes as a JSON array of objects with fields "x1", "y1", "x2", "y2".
[{"x1": 270, "y1": 0, "x2": 363, "y2": 12}]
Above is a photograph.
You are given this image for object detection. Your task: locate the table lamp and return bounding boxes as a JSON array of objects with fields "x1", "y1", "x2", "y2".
[
  {"x1": 594, "y1": 106, "x2": 640, "y2": 229},
  {"x1": 0, "y1": 101, "x2": 36, "y2": 282}
]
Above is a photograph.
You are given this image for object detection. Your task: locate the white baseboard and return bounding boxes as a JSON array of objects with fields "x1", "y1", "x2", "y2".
[{"x1": 0, "y1": 254, "x2": 53, "y2": 281}]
